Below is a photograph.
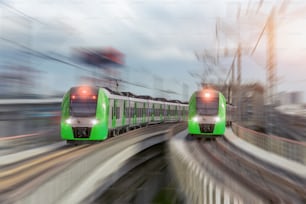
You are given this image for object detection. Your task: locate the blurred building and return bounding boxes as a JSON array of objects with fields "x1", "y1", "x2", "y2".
[
  {"x1": 214, "y1": 82, "x2": 265, "y2": 130},
  {"x1": 238, "y1": 83, "x2": 265, "y2": 130},
  {"x1": 275, "y1": 91, "x2": 304, "y2": 105},
  {"x1": 0, "y1": 66, "x2": 40, "y2": 98}
]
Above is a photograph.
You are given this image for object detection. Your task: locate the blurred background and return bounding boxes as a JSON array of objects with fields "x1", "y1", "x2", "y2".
[{"x1": 1, "y1": 0, "x2": 306, "y2": 139}]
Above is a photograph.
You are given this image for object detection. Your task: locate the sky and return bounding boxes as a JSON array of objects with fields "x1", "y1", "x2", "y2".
[{"x1": 1, "y1": 0, "x2": 306, "y2": 101}]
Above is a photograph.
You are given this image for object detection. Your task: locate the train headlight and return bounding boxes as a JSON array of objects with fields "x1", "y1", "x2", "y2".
[
  {"x1": 66, "y1": 118, "x2": 72, "y2": 124},
  {"x1": 192, "y1": 116, "x2": 199, "y2": 122},
  {"x1": 214, "y1": 117, "x2": 220, "y2": 122},
  {"x1": 91, "y1": 119, "x2": 99, "y2": 125}
]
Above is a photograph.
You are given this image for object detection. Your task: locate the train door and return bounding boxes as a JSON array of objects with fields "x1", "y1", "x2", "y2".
[
  {"x1": 128, "y1": 100, "x2": 134, "y2": 127},
  {"x1": 174, "y1": 105, "x2": 177, "y2": 121},
  {"x1": 133, "y1": 102, "x2": 137, "y2": 125},
  {"x1": 114, "y1": 99, "x2": 120, "y2": 128},
  {"x1": 108, "y1": 99, "x2": 114, "y2": 129},
  {"x1": 170, "y1": 104, "x2": 174, "y2": 121},
  {"x1": 152, "y1": 103, "x2": 156, "y2": 122},
  {"x1": 116, "y1": 99, "x2": 123, "y2": 127},
  {"x1": 150, "y1": 102, "x2": 155, "y2": 122},
  {"x1": 161, "y1": 103, "x2": 165, "y2": 122},
  {"x1": 167, "y1": 104, "x2": 170, "y2": 120},
  {"x1": 123, "y1": 100, "x2": 128, "y2": 126},
  {"x1": 136, "y1": 102, "x2": 139, "y2": 124},
  {"x1": 139, "y1": 102, "x2": 144, "y2": 124},
  {"x1": 149, "y1": 102, "x2": 154, "y2": 122},
  {"x1": 143, "y1": 102, "x2": 147, "y2": 124}
]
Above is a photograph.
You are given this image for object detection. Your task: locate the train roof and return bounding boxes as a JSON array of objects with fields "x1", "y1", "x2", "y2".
[
  {"x1": 168, "y1": 99, "x2": 182, "y2": 103},
  {"x1": 136, "y1": 95, "x2": 154, "y2": 100},
  {"x1": 103, "y1": 87, "x2": 123, "y2": 96},
  {"x1": 154, "y1": 97, "x2": 168, "y2": 102},
  {"x1": 121, "y1": 91, "x2": 137, "y2": 97},
  {"x1": 69, "y1": 86, "x2": 187, "y2": 104}
]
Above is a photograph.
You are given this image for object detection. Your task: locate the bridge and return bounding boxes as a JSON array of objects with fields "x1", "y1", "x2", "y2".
[{"x1": 0, "y1": 99, "x2": 305, "y2": 204}]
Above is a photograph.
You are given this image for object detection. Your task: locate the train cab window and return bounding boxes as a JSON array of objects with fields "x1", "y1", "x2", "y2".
[
  {"x1": 196, "y1": 95, "x2": 219, "y2": 116},
  {"x1": 69, "y1": 87, "x2": 98, "y2": 117},
  {"x1": 70, "y1": 99, "x2": 97, "y2": 117}
]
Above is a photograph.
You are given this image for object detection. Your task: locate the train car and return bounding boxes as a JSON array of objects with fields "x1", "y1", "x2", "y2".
[
  {"x1": 61, "y1": 86, "x2": 188, "y2": 144},
  {"x1": 188, "y1": 88, "x2": 227, "y2": 137}
]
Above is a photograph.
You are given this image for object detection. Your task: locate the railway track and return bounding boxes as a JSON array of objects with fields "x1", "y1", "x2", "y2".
[
  {"x1": 0, "y1": 123, "x2": 182, "y2": 203},
  {"x1": 188, "y1": 136, "x2": 306, "y2": 204},
  {"x1": 0, "y1": 128, "x2": 61, "y2": 156},
  {"x1": 93, "y1": 144, "x2": 166, "y2": 204},
  {"x1": 0, "y1": 144, "x2": 93, "y2": 203}
]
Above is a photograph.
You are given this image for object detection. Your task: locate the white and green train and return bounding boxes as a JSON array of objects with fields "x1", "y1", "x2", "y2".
[
  {"x1": 188, "y1": 88, "x2": 235, "y2": 137},
  {"x1": 61, "y1": 86, "x2": 188, "y2": 143}
]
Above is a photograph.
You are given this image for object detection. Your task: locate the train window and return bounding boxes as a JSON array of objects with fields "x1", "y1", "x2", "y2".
[
  {"x1": 196, "y1": 96, "x2": 219, "y2": 116},
  {"x1": 116, "y1": 107, "x2": 120, "y2": 119},
  {"x1": 70, "y1": 98, "x2": 97, "y2": 117}
]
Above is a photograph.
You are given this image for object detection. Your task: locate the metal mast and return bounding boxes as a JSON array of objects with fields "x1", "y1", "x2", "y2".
[{"x1": 266, "y1": 8, "x2": 276, "y2": 105}]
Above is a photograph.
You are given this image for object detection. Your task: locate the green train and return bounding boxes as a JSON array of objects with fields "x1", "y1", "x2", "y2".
[
  {"x1": 61, "y1": 86, "x2": 188, "y2": 144},
  {"x1": 188, "y1": 88, "x2": 229, "y2": 137}
]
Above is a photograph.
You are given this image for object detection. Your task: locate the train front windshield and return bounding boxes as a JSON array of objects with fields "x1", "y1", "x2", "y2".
[
  {"x1": 196, "y1": 95, "x2": 219, "y2": 116},
  {"x1": 69, "y1": 87, "x2": 98, "y2": 117},
  {"x1": 70, "y1": 100, "x2": 97, "y2": 117}
]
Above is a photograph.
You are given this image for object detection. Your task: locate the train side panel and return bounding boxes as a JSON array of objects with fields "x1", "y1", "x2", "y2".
[{"x1": 90, "y1": 89, "x2": 109, "y2": 140}]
